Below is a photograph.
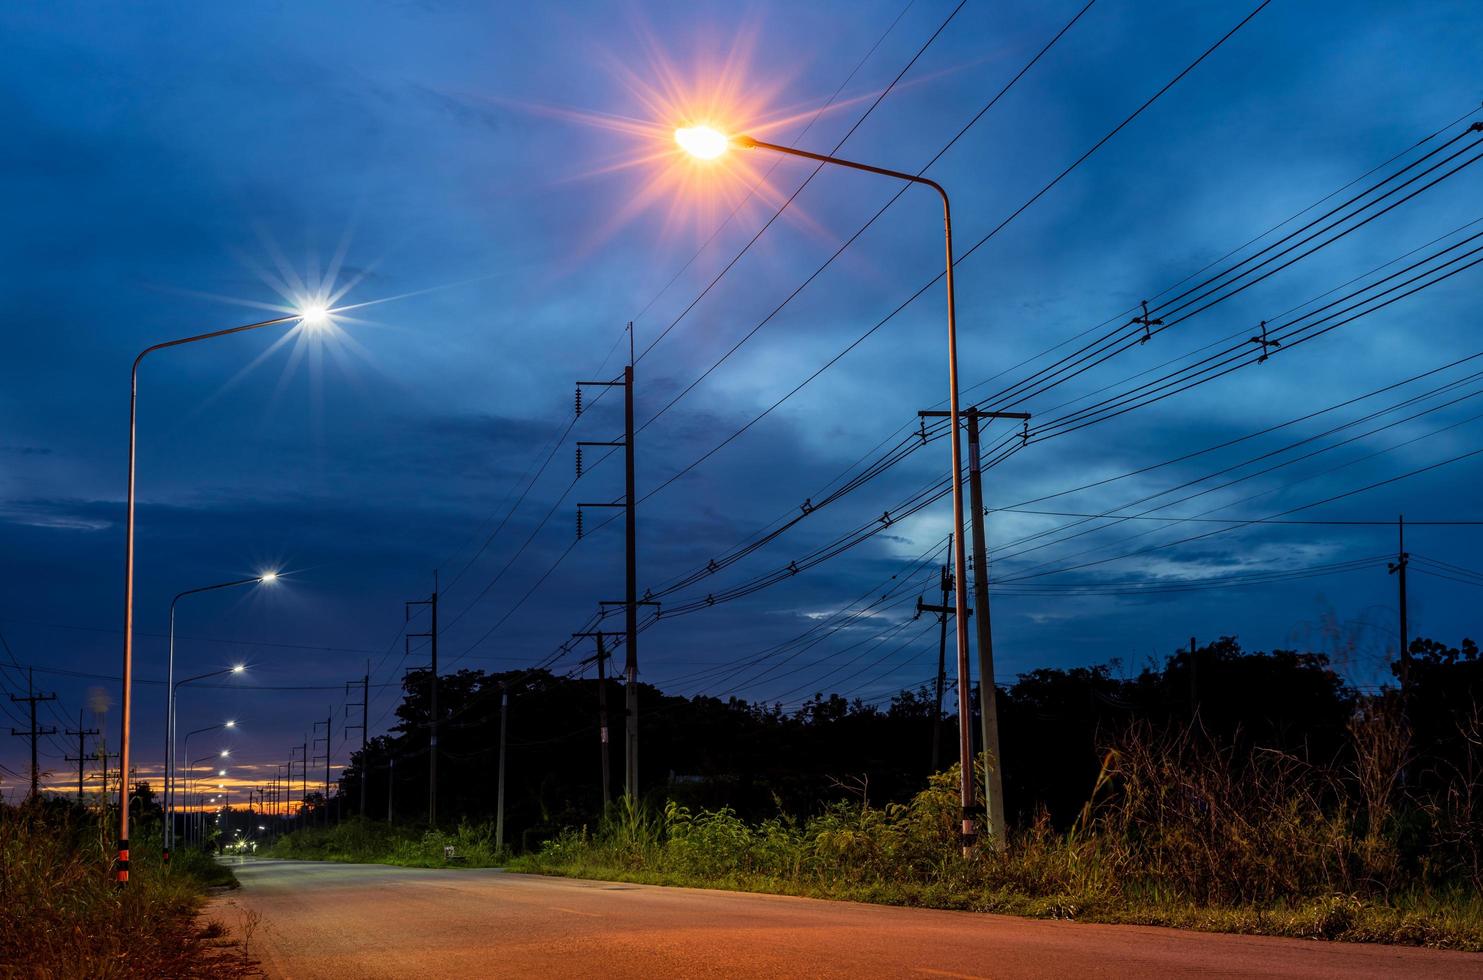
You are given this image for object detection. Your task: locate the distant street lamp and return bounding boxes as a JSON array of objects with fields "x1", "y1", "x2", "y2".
[
  {"x1": 116, "y1": 305, "x2": 331, "y2": 885},
  {"x1": 676, "y1": 125, "x2": 981, "y2": 847},
  {"x1": 181, "y1": 728, "x2": 233, "y2": 846},
  {"x1": 168, "y1": 670, "x2": 243, "y2": 855},
  {"x1": 164, "y1": 575, "x2": 274, "y2": 861}
]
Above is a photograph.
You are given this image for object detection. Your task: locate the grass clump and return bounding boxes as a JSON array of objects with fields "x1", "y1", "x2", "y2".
[{"x1": 0, "y1": 799, "x2": 245, "y2": 979}]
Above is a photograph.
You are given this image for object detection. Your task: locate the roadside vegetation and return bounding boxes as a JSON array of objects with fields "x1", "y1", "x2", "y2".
[
  {"x1": 267, "y1": 818, "x2": 508, "y2": 868},
  {"x1": 0, "y1": 796, "x2": 244, "y2": 979},
  {"x1": 511, "y1": 706, "x2": 1483, "y2": 951},
  {"x1": 297, "y1": 634, "x2": 1483, "y2": 950}
]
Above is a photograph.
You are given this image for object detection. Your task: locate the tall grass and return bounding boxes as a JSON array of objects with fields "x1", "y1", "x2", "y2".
[
  {"x1": 513, "y1": 718, "x2": 1483, "y2": 950},
  {"x1": 0, "y1": 801, "x2": 244, "y2": 979}
]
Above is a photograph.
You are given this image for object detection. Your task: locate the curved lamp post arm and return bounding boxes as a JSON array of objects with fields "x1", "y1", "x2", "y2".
[
  {"x1": 118, "y1": 313, "x2": 302, "y2": 884},
  {"x1": 734, "y1": 135, "x2": 974, "y2": 847}
]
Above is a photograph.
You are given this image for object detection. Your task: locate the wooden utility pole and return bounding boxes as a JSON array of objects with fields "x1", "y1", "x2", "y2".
[
  {"x1": 574, "y1": 630, "x2": 623, "y2": 805},
  {"x1": 10, "y1": 667, "x2": 57, "y2": 799},
  {"x1": 66, "y1": 710, "x2": 100, "y2": 803}
]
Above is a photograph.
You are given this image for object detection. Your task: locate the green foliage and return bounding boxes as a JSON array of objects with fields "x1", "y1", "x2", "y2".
[
  {"x1": 265, "y1": 816, "x2": 511, "y2": 868},
  {"x1": 0, "y1": 799, "x2": 244, "y2": 978}
]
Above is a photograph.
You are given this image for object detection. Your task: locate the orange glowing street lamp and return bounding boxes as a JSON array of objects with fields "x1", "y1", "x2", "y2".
[
  {"x1": 676, "y1": 124, "x2": 980, "y2": 849},
  {"x1": 116, "y1": 303, "x2": 332, "y2": 886}
]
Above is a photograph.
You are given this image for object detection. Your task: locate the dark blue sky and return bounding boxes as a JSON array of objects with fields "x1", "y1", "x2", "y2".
[{"x1": 3, "y1": 0, "x2": 1481, "y2": 801}]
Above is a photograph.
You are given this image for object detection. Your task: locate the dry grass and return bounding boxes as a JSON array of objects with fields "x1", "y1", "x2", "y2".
[{"x1": 0, "y1": 801, "x2": 249, "y2": 979}]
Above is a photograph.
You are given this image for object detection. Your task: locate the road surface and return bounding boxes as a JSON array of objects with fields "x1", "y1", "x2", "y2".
[{"x1": 209, "y1": 859, "x2": 1482, "y2": 978}]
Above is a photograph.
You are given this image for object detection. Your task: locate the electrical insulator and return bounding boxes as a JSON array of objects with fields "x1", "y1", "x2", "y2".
[
  {"x1": 576, "y1": 509, "x2": 584, "y2": 540},
  {"x1": 576, "y1": 447, "x2": 583, "y2": 478},
  {"x1": 575, "y1": 386, "x2": 583, "y2": 417}
]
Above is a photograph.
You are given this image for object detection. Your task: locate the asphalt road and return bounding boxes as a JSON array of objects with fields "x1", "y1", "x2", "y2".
[{"x1": 210, "y1": 859, "x2": 1482, "y2": 979}]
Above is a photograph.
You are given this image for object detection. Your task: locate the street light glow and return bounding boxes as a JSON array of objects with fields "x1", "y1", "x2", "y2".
[
  {"x1": 225, "y1": 720, "x2": 236, "y2": 729},
  {"x1": 675, "y1": 125, "x2": 729, "y2": 160},
  {"x1": 259, "y1": 570, "x2": 279, "y2": 584},
  {"x1": 298, "y1": 302, "x2": 331, "y2": 328},
  {"x1": 231, "y1": 664, "x2": 246, "y2": 674},
  {"x1": 220, "y1": 750, "x2": 230, "y2": 757}
]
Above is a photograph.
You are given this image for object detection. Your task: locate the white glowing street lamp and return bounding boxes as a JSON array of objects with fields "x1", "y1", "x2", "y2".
[
  {"x1": 115, "y1": 305, "x2": 330, "y2": 885},
  {"x1": 676, "y1": 124, "x2": 984, "y2": 848},
  {"x1": 164, "y1": 575, "x2": 275, "y2": 861}
]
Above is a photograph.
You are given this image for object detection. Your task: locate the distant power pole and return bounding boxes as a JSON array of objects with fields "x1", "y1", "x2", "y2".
[
  {"x1": 1388, "y1": 514, "x2": 1410, "y2": 694},
  {"x1": 10, "y1": 667, "x2": 58, "y2": 799},
  {"x1": 574, "y1": 630, "x2": 623, "y2": 804},
  {"x1": 915, "y1": 539, "x2": 957, "y2": 773},
  {"x1": 345, "y1": 664, "x2": 368, "y2": 817},
  {"x1": 577, "y1": 323, "x2": 653, "y2": 801},
  {"x1": 312, "y1": 713, "x2": 332, "y2": 827},
  {"x1": 387, "y1": 756, "x2": 395, "y2": 823},
  {"x1": 406, "y1": 576, "x2": 439, "y2": 827},
  {"x1": 66, "y1": 709, "x2": 100, "y2": 803},
  {"x1": 495, "y1": 683, "x2": 508, "y2": 853}
]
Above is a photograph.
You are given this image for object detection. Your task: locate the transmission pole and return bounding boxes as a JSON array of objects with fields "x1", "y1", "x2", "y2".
[
  {"x1": 576, "y1": 324, "x2": 650, "y2": 801},
  {"x1": 387, "y1": 756, "x2": 395, "y2": 823},
  {"x1": 10, "y1": 667, "x2": 58, "y2": 799},
  {"x1": 345, "y1": 664, "x2": 368, "y2": 817},
  {"x1": 66, "y1": 709, "x2": 100, "y2": 804},
  {"x1": 406, "y1": 576, "x2": 439, "y2": 827}
]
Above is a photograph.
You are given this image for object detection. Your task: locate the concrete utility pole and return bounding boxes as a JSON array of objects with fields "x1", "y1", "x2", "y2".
[
  {"x1": 345, "y1": 664, "x2": 368, "y2": 817},
  {"x1": 576, "y1": 325, "x2": 653, "y2": 801},
  {"x1": 495, "y1": 684, "x2": 508, "y2": 852},
  {"x1": 406, "y1": 576, "x2": 439, "y2": 827},
  {"x1": 1388, "y1": 514, "x2": 1410, "y2": 694},
  {"x1": 915, "y1": 539, "x2": 957, "y2": 774},
  {"x1": 920, "y1": 407, "x2": 1024, "y2": 846},
  {"x1": 66, "y1": 710, "x2": 100, "y2": 803},
  {"x1": 10, "y1": 667, "x2": 58, "y2": 799},
  {"x1": 574, "y1": 630, "x2": 623, "y2": 805},
  {"x1": 387, "y1": 756, "x2": 395, "y2": 823}
]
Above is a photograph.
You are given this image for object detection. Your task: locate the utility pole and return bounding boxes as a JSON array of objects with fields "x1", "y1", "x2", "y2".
[
  {"x1": 10, "y1": 667, "x2": 58, "y2": 799},
  {"x1": 1388, "y1": 514, "x2": 1410, "y2": 694},
  {"x1": 312, "y1": 713, "x2": 331, "y2": 827},
  {"x1": 406, "y1": 576, "x2": 439, "y2": 827},
  {"x1": 574, "y1": 630, "x2": 622, "y2": 805},
  {"x1": 577, "y1": 323, "x2": 652, "y2": 801},
  {"x1": 387, "y1": 756, "x2": 395, "y2": 823},
  {"x1": 921, "y1": 407, "x2": 1024, "y2": 846},
  {"x1": 495, "y1": 683, "x2": 508, "y2": 853},
  {"x1": 66, "y1": 710, "x2": 100, "y2": 803},
  {"x1": 346, "y1": 663, "x2": 368, "y2": 817},
  {"x1": 915, "y1": 539, "x2": 956, "y2": 773},
  {"x1": 1189, "y1": 636, "x2": 1199, "y2": 714}
]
